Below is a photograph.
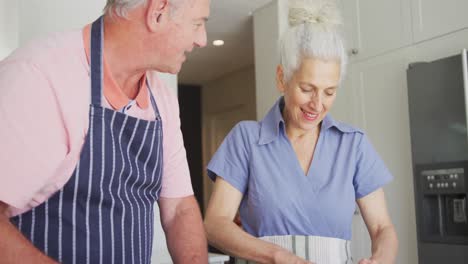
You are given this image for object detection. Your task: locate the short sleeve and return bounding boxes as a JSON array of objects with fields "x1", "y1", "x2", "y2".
[
  {"x1": 353, "y1": 134, "x2": 393, "y2": 199},
  {"x1": 0, "y1": 61, "x2": 68, "y2": 209},
  {"x1": 207, "y1": 122, "x2": 251, "y2": 194},
  {"x1": 153, "y1": 74, "x2": 194, "y2": 198}
]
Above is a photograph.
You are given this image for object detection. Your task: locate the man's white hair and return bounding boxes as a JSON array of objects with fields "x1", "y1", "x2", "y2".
[
  {"x1": 280, "y1": 0, "x2": 347, "y2": 83},
  {"x1": 104, "y1": 0, "x2": 146, "y2": 17},
  {"x1": 104, "y1": 0, "x2": 187, "y2": 18}
]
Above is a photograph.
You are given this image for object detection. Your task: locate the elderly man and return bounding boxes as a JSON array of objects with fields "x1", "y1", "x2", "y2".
[{"x1": 0, "y1": 0, "x2": 209, "y2": 263}]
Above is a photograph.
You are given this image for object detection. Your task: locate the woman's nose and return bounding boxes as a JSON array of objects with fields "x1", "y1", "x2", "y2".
[{"x1": 308, "y1": 94, "x2": 323, "y2": 112}]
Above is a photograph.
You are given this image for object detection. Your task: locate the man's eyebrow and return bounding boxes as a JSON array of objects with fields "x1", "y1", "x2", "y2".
[{"x1": 194, "y1": 17, "x2": 208, "y2": 22}]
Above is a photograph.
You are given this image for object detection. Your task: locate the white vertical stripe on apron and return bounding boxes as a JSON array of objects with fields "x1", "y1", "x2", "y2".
[
  {"x1": 134, "y1": 122, "x2": 151, "y2": 264},
  {"x1": 132, "y1": 121, "x2": 151, "y2": 264},
  {"x1": 109, "y1": 111, "x2": 118, "y2": 264},
  {"x1": 142, "y1": 123, "x2": 157, "y2": 263},
  {"x1": 18, "y1": 215, "x2": 22, "y2": 232},
  {"x1": 72, "y1": 160, "x2": 81, "y2": 264},
  {"x1": 45, "y1": 200, "x2": 49, "y2": 255},
  {"x1": 116, "y1": 115, "x2": 129, "y2": 263},
  {"x1": 123, "y1": 119, "x2": 140, "y2": 264},
  {"x1": 58, "y1": 189, "x2": 64, "y2": 263},
  {"x1": 31, "y1": 208, "x2": 35, "y2": 244},
  {"x1": 86, "y1": 106, "x2": 95, "y2": 264},
  {"x1": 148, "y1": 126, "x2": 161, "y2": 199},
  {"x1": 147, "y1": 126, "x2": 162, "y2": 253},
  {"x1": 152, "y1": 128, "x2": 163, "y2": 198},
  {"x1": 98, "y1": 109, "x2": 106, "y2": 264}
]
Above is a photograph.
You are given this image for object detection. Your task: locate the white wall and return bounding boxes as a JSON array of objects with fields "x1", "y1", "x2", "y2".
[
  {"x1": 0, "y1": 1, "x2": 176, "y2": 262},
  {"x1": 201, "y1": 66, "x2": 257, "y2": 209},
  {"x1": 253, "y1": 0, "x2": 289, "y2": 120},
  {"x1": 253, "y1": 1, "x2": 281, "y2": 120},
  {"x1": 0, "y1": 0, "x2": 18, "y2": 60},
  {"x1": 202, "y1": 66, "x2": 257, "y2": 118},
  {"x1": 17, "y1": 0, "x2": 105, "y2": 45}
]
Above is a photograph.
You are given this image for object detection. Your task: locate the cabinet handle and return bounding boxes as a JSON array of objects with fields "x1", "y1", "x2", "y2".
[
  {"x1": 350, "y1": 48, "x2": 359, "y2": 55},
  {"x1": 462, "y1": 49, "x2": 468, "y2": 144}
]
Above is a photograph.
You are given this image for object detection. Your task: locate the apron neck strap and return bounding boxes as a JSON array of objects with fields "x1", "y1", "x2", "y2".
[
  {"x1": 90, "y1": 16, "x2": 104, "y2": 106},
  {"x1": 89, "y1": 16, "x2": 161, "y2": 120}
]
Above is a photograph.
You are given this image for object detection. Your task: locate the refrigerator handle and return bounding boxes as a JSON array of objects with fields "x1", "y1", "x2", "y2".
[{"x1": 463, "y1": 49, "x2": 468, "y2": 143}]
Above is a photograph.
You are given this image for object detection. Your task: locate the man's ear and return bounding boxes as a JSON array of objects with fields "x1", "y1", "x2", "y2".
[
  {"x1": 276, "y1": 64, "x2": 286, "y2": 93},
  {"x1": 146, "y1": 0, "x2": 169, "y2": 32}
]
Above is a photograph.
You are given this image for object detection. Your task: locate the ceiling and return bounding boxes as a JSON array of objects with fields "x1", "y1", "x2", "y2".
[{"x1": 178, "y1": 0, "x2": 273, "y2": 85}]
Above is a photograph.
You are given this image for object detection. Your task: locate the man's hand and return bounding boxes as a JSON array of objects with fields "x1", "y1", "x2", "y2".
[{"x1": 0, "y1": 201, "x2": 58, "y2": 264}]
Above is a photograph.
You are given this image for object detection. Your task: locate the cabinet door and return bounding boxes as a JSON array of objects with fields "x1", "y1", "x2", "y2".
[
  {"x1": 353, "y1": 52, "x2": 418, "y2": 264},
  {"x1": 337, "y1": 0, "x2": 358, "y2": 61},
  {"x1": 330, "y1": 66, "x2": 364, "y2": 128},
  {"x1": 340, "y1": 0, "x2": 412, "y2": 61},
  {"x1": 411, "y1": 0, "x2": 468, "y2": 43}
]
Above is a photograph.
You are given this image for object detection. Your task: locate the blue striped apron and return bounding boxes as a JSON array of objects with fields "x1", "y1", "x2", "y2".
[{"x1": 10, "y1": 16, "x2": 163, "y2": 264}]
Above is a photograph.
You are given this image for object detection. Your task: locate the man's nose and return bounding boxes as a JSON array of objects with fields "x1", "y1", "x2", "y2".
[{"x1": 195, "y1": 27, "x2": 207, "y2": 48}]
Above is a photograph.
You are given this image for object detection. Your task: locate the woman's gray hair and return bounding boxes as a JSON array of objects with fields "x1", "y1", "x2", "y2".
[
  {"x1": 104, "y1": 0, "x2": 187, "y2": 18},
  {"x1": 280, "y1": 0, "x2": 347, "y2": 83}
]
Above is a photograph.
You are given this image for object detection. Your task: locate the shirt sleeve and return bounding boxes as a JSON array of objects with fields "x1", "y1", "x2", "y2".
[
  {"x1": 207, "y1": 122, "x2": 250, "y2": 194},
  {"x1": 0, "y1": 60, "x2": 69, "y2": 209},
  {"x1": 156, "y1": 75, "x2": 194, "y2": 198},
  {"x1": 353, "y1": 134, "x2": 393, "y2": 199}
]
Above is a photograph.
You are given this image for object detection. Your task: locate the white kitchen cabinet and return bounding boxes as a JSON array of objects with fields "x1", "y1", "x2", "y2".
[
  {"x1": 339, "y1": 0, "x2": 412, "y2": 61},
  {"x1": 330, "y1": 66, "x2": 364, "y2": 129},
  {"x1": 330, "y1": 56, "x2": 421, "y2": 262},
  {"x1": 411, "y1": 0, "x2": 468, "y2": 43},
  {"x1": 332, "y1": 49, "x2": 418, "y2": 263},
  {"x1": 349, "y1": 50, "x2": 417, "y2": 264},
  {"x1": 334, "y1": 56, "x2": 416, "y2": 262},
  {"x1": 331, "y1": 64, "x2": 372, "y2": 263}
]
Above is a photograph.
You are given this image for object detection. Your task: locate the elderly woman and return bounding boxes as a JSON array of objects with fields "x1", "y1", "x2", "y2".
[{"x1": 204, "y1": 1, "x2": 398, "y2": 264}]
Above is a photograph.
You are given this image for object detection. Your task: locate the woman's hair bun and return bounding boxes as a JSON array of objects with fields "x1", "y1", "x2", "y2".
[{"x1": 288, "y1": 0, "x2": 342, "y2": 28}]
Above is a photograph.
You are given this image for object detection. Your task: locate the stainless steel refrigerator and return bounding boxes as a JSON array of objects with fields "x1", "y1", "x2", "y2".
[{"x1": 407, "y1": 49, "x2": 468, "y2": 263}]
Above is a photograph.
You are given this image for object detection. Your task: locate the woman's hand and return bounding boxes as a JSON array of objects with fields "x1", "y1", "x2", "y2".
[{"x1": 273, "y1": 249, "x2": 314, "y2": 264}]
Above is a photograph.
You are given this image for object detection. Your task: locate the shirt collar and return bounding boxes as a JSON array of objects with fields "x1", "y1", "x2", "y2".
[
  {"x1": 82, "y1": 24, "x2": 149, "y2": 110},
  {"x1": 258, "y1": 97, "x2": 360, "y2": 145},
  {"x1": 258, "y1": 97, "x2": 285, "y2": 145}
]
